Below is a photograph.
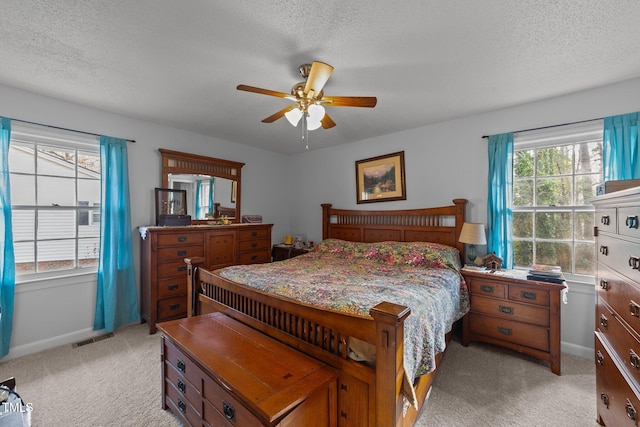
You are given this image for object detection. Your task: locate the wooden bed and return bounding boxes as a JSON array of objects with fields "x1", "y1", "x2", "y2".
[{"x1": 186, "y1": 199, "x2": 467, "y2": 427}]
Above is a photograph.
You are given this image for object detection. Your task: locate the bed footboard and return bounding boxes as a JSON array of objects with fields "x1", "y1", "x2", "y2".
[{"x1": 186, "y1": 257, "x2": 412, "y2": 426}]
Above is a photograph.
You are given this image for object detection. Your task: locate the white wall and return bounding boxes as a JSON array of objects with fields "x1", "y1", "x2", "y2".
[
  {"x1": 0, "y1": 83, "x2": 291, "y2": 359},
  {"x1": 287, "y1": 77, "x2": 640, "y2": 357}
]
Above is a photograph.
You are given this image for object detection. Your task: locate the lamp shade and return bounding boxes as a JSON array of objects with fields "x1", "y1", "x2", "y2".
[
  {"x1": 458, "y1": 222, "x2": 487, "y2": 245},
  {"x1": 285, "y1": 108, "x2": 303, "y2": 126}
]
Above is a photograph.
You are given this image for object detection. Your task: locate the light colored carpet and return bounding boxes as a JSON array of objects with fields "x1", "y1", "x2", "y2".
[{"x1": 0, "y1": 322, "x2": 597, "y2": 426}]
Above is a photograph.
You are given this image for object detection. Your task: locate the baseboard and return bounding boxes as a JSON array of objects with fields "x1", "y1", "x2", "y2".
[
  {"x1": 2, "y1": 327, "x2": 106, "y2": 361},
  {"x1": 561, "y1": 341, "x2": 592, "y2": 359}
]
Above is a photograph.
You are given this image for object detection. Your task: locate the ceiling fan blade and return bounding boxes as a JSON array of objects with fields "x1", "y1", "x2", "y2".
[
  {"x1": 237, "y1": 84, "x2": 290, "y2": 98},
  {"x1": 261, "y1": 105, "x2": 296, "y2": 123},
  {"x1": 304, "y1": 62, "x2": 334, "y2": 97},
  {"x1": 321, "y1": 96, "x2": 377, "y2": 108},
  {"x1": 321, "y1": 113, "x2": 336, "y2": 129}
]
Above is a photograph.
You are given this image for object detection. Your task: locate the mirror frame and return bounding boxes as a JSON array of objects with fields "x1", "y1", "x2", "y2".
[{"x1": 160, "y1": 148, "x2": 244, "y2": 223}]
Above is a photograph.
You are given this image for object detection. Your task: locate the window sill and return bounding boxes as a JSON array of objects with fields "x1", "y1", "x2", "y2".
[{"x1": 16, "y1": 269, "x2": 97, "y2": 292}]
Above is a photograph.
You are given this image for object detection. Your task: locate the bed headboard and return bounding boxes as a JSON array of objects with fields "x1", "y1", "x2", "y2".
[{"x1": 321, "y1": 199, "x2": 467, "y2": 255}]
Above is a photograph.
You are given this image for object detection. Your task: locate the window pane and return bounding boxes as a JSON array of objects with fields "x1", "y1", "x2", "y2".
[
  {"x1": 514, "y1": 240, "x2": 533, "y2": 268},
  {"x1": 78, "y1": 238, "x2": 99, "y2": 267},
  {"x1": 10, "y1": 174, "x2": 35, "y2": 205},
  {"x1": 513, "y1": 212, "x2": 533, "y2": 238},
  {"x1": 514, "y1": 150, "x2": 534, "y2": 178},
  {"x1": 536, "y1": 177, "x2": 572, "y2": 206},
  {"x1": 37, "y1": 176, "x2": 75, "y2": 206},
  {"x1": 37, "y1": 145, "x2": 76, "y2": 177},
  {"x1": 12, "y1": 210, "x2": 35, "y2": 241},
  {"x1": 77, "y1": 150, "x2": 100, "y2": 175},
  {"x1": 536, "y1": 145, "x2": 573, "y2": 176},
  {"x1": 575, "y1": 242, "x2": 595, "y2": 275},
  {"x1": 535, "y1": 212, "x2": 572, "y2": 239},
  {"x1": 514, "y1": 178, "x2": 533, "y2": 207},
  {"x1": 575, "y1": 212, "x2": 595, "y2": 241},
  {"x1": 575, "y1": 142, "x2": 602, "y2": 174},
  {"x1": 78, "y1": 178, "x2": 100, "y2": 203},
  {"x1": 79, "y1": 209, "x2": 100, "y2": 238},
  {"x1": 37, "y1": 240, "x2": 76, "y2": 272},
  {"x1": 38, "y1": 210, "x2": 76, "y2": 239},
  {"x1": 575, "y1": 174, "x2": 600, "y2": 205},
  {"x1": 9, "y1": 143, "x2": 35, "y2": 174},
  {"x1": 536, "y1": 242, "x2": 572, "y2": 272},
  {"x1": 14, "y1": 241, "x2": 35, "y2": 275}
]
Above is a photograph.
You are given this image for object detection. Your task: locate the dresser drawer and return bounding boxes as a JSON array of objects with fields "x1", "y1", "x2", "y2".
[
  {"x1": 598, "y1": 234, "x2": 640, "y2": 283},
  {"x1": 157, "y1": 245, "x2": 203, "y2": 262},
  {"x1": 164, "y1": 339, "x2": 203, "y2": 394},
  {"x1": 468, "y1": 313, "x2": 549, "y2": 352},
  {"x1": 157, "y1": 232, "x2": 204, "y2": 247},
  {"x1": 596, "y1": 207, "x2": 618, "y2": 235},
  {"x1": 619, "y1": 206, "x2": 640, "y2": 239},
  {"x1": 237, "y1": 250, "x2": 270, "y2": 265},
  {"x1": 203, "y1": 374, "x2": 262, "y2": 426},
  {"x1": 157, "y1": 260, "x2": 189, "y2": 279},
  {"x1": 470, "y1": 295, "x2": 549, "y2": 327},
  {"x1": 165, "y1": 362, "x2": 201, "y2": 414},
  {"x1": 238, "y1": 238, "x2": 270, "y2": 253},
  {"x1": 157, "y1": 277, "x2": 187, "y2": 299},
  {"x1": 598, "y1": 263, "x2": 640, "y2": 333},
  {"x1": 238, "y1": 227, "x2": 270, "y2": 241},
  {"x1": 165, "y1": 379, "x2": 201, "y2": 426},
  {"x1": 595, "y1": 333, "x2": 640, "y2": 427},
  {"x1": 508, "y1": 284, "x2": 550, "y2": 307},
  {"x1": 469, "y1": 279, "x2": 507, "y2": 299},
  {"x1": 158, "y1": 297, "x2": 187, "y2": 322}
]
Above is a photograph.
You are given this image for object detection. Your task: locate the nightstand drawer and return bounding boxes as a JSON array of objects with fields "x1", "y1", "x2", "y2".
[
  {"x1": 469, "y1": 279, "x2": 507, "y2": 299},
  {"x1": 471, "y1": 295, "x2": 549, "y2": 327},
  {"x1": 468, "y1": 313, "x2": 550, "y2": 352},
  {"x1": 509, "y1": 284, "x2": 550, "y2": 307}
]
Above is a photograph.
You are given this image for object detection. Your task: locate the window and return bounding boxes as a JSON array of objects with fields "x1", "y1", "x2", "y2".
[
  {"x1": 512, "y1": 121, "x2": 603, "y2": 279},
  {"x1": 9, "y1": 123, "x2": 101, "y2": 279}
]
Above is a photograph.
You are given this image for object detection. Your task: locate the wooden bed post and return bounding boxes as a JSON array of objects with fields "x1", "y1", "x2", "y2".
[
  {"x1": 321, "y1": 203, "x2": 332, "y2": 240},
  {"x1": 370, "y1": 302, "x2": 411, "y2": 427},
  {"x1": 452, "y1": 199, "x2": 467, "y2": 256},
  {"x1": 185, "y1": 256, "x2": 205, "y2": 317}
]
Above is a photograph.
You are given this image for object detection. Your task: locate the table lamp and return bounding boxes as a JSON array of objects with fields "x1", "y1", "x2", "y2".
[{"x1": 459, "y1": 222, "x2": 487, "y2": 265}]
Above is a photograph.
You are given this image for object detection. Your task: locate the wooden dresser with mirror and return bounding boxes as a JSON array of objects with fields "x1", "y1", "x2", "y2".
[{"x1": 140, "y1": 149, "x2": 272, "y2": 334}]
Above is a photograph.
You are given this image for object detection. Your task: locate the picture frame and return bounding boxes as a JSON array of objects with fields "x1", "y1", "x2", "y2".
[
  {"x1": 154, "y1": 187, "x2": 189, "y2": 226},
  {"x1": 355, "y1": 151, "x2": 406, "y2": 204}
]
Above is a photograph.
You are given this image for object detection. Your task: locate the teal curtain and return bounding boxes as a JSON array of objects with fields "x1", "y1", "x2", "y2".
[
  {"x1": 94, "y1": 136, "x2": 139, "y2": 332},
  {"x1": 0, "y1": 117, "x2": 14, "y2": 358},
  {"x1": 603, "y1": 112, "x2": 640, "y2": 180},
  {"x1": 487, "y1": 132, "x2": 514, "y2": 269},
  {"x1": 208, "y1": 178, "x2": 214, "y2": 214},
  {"x1": 195, "y1": 180, "x2": 202, "y2": 219}
]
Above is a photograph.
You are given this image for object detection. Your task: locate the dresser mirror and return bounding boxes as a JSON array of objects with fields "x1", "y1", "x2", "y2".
[{"x1": 160, "y1": 149, "x2": 244, "y2": 223}]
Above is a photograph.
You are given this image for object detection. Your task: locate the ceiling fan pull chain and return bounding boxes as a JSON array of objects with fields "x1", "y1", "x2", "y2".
[{"x1": 302, "y1": 114, "x2": 309, "y2": 150}]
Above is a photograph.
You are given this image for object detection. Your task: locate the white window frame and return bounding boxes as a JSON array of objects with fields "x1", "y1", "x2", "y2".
[{"x1": 513, "y1": 120, "x2": 603, "y2": 283}]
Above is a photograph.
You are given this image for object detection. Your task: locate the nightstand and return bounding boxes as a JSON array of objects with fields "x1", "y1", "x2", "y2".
[
  {"x1": 461, "y1": 269, "x2": 566, "y2": 375},
  {"x1": 272, "y1": 244, "x2": 310, "y2": 261}
]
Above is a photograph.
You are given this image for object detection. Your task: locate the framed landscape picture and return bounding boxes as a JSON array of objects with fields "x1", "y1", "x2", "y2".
[{"x1": 355, "y1": 151, "x2": 406, "y2": 204}]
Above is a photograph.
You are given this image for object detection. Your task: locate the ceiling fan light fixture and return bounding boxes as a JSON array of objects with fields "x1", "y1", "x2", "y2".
[
  {"x1": 285, "y1": 107, "x2": 303, "y2": 126},
  {"x1": 308, "y1": 104, "x2": 325, "y2": 122}
]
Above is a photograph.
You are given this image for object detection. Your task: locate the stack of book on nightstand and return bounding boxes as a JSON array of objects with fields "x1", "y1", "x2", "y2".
[{"x1": 527, "y1": 264, "x2": 566, "y2": 284}]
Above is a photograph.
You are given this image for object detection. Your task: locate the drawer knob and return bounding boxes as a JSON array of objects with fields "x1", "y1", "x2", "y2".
[
  {"x1": 178, "y1": 236, "x2": 187, "y2": 242},
  {"x1": 631, "y1": 301, "x2": 640, "y2": 318},
  {"x1": 177, "y1": 265, "x2": 187, "y2": 272},
  {"x1": 627, "y1": 399, "x2": 637, "y2": 422},
  {"x1": 630, "y1": 256, "x2": 640, "y2": 270},
  {"x1": 177, "y1": 379, "x2": 186, "y2": 393},
  {"x1": 599, "y1": 314, "x2": 608, "y2": 329},
  {"x1": 627, "y1": 215, "x2": 639, "y2": 229},
  {"x1": 177, "y1": 358, "x2": 186, "y2": 373},
  {"x1": 600, "y1": 245, "x2": 609, "y2": 256},
  {"x1": 223, "y1": 401, "x2": 235, "y2": 420},
  {"x1": 169, "y1": 303, "x2": 181, "y2": 311},
  {"x1": 177, "y1": 399, "x2": 186, "y2": 414},
  {"x1": 601, "y1": 215, "x2": 610, "y2": 226},
  {"x1": 599, "y1": 279, "x2": 609, "y2": 290},
  {"x1": 499, "y1": 305, "x2": 514, "y2": 315},
  {"x1": 168, "y1": 284, "x2": 179, "y2": 291},
  {"x1": 521, "y1": 291, "x2": 537, "y2": 300},
  {"x1": 596, "y1": 350, "x2": 605, "y2": 366},
  {"x1": 480, "y1": 285, "x2": 494, "y2": 294},
  {"x1": 177, "y1": 250, "x2": 187, "y2": 256},
  {"x1": 630, "y1": 350, "x2": 640, "y2": 369},
  {"x1": 498, "y1": 326, "x2": 512, "y2": 336},
  {"x1": 601, "y1": 393, "x2": 610, "y2": 409}
]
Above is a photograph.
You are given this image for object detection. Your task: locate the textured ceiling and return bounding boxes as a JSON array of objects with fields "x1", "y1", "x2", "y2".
[{"x1": 1, "y1": 1, "x2": 640, "y2": 154}]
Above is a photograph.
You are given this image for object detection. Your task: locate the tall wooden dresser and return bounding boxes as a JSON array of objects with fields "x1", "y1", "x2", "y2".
[
  {"x1": 593, "y1": 186, "x2": 640, "y2": 426},
  {"x1": 140, "y1": 223, "x2": 272, "y2": 333}
]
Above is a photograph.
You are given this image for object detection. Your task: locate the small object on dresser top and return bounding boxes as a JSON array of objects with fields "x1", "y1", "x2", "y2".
[
  {"x1": 461, "y1": 265, "x2": 486, "y2": 272},
  {"x1": 527, "y1": 263, "x2": 566, "y2": 284}
]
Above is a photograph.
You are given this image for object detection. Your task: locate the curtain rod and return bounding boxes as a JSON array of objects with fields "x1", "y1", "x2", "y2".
[
  {"x1": 9, "y1": 117, "x2": 136, "y2": 143},
  {"x1": 481, "y1": 117, "x2": 603, "y2": 139}
]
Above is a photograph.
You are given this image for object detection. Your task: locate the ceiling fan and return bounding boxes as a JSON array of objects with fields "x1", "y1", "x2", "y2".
[{"x1": 237, "y1": 61, "x2": 377, "y2": 149}]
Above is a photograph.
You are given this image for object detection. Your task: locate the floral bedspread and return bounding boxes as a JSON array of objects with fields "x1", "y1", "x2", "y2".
[{"x1": 215, "y1": 239, "x2": 470, "y2": 383}]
